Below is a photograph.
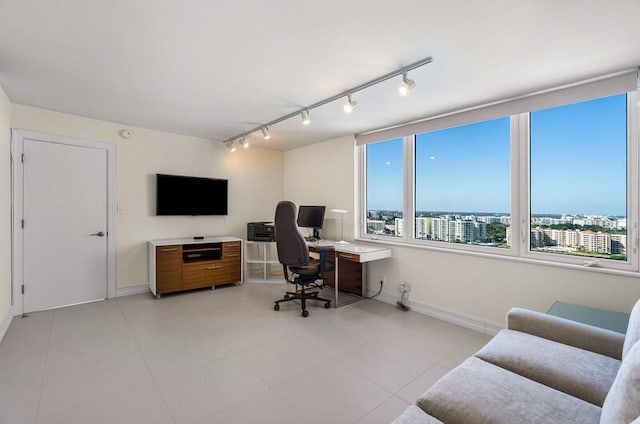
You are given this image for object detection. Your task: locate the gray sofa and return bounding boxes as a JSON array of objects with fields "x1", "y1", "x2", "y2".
[{"x1": 393, "y1": 300, "x2": 640, "y2": 424}]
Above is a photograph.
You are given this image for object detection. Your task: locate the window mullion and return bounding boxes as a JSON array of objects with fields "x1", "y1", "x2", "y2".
[
  {"x1": 518, "y1": 112, "x2": 531, "y2": 257},
  {"x1": 357, "y1": 144, "x2": 366, "y2": 239},
  {"x1": 628, "y1": 91, "x2": 639, "y2": 270},
  {"x1": 403, "y1": 134, "x2": 415, "y2": 243}
]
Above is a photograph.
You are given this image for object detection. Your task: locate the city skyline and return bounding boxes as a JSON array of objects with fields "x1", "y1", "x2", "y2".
[
  {"x1": 366, "y1": 94, "x2": 627, "y2": 216},
  {"x1": 366, "y1": 210, "x2": 627, "y2": 260}
]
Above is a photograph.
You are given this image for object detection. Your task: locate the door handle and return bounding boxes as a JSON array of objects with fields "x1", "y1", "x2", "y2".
[{"x1": 90, "y1": 231, "x2": 105, "y2": 237}]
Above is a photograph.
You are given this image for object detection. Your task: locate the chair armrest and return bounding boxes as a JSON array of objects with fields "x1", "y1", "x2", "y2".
[{"x1": 507, "y1": 307, "x2": 625, "y2": 360}]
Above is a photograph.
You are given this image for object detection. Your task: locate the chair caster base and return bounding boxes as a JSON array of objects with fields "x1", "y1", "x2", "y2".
[
  {"x1": 274, "y1": 304, "x2": 280, "y2": 311},
  {"x1": 301, "y1": 310, "x2": 309, "y2": 317}
]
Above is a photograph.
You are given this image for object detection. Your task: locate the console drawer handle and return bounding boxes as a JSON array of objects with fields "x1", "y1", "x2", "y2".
[
  {"x1": 160, "y1": 248, "x2": 178, "y2": 252},
  {"x1": 206, "y1": 265, "x2": 222, "y2": 270},
  {"x1": 225, "y1": 253, "x2": 241, "y2": 257}
]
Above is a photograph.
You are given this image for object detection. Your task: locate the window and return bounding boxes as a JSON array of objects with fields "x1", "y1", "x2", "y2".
[
  {"x1": 358, "y1": 73, "x2": 638, "y2": 274},
  {"x1": 529, "y1": 94, "x2": 628, "y2": 262},
  {"x1": 414, "y1": 117, "x2": 511, "y2": 248},
  {"x1": 365, "y1": 138, "x2": 403, "y2": 237}
]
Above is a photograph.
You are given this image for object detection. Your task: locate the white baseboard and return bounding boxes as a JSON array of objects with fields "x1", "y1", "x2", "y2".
[
  {"x1": 0, "y1": 308, "x2": 14, "y2": 344},
  {"x1": 368, "y1": 290, "x2": 503, "y2": 336},
  {"x1": 116, "y1": 283, "x2": 150, "y2": 298}
]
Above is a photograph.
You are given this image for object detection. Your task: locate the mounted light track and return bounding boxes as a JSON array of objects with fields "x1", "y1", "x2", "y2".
[{"x1": 219, "y1": 56, "x2": 433, "y2": 149}]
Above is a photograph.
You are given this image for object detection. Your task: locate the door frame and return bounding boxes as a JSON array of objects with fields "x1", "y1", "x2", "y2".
[{"x1": 11, "y1": 129, "x2": 117, "y2": 315}]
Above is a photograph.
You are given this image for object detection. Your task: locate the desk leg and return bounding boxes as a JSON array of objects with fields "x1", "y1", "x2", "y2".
[{"x1": 334, "y1": 257, "x2": 339, "y2": 308}]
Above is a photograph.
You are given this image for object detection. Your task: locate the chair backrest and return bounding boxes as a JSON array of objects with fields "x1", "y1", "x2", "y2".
[{"x1": 274, "y1": 201, "x2": 309, "y2": 267}]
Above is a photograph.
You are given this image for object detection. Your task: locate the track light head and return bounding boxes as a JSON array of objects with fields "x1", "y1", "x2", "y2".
[
  {"x1": 343, "y1": 94, "x2": 359, "y2": 114},
  {"x1": 398, "y1": 72, "x2": 416, "y2": 96},
  {"x1": 225, "y1": 141, "x2": 236, "y2": 152},
  {"x1": 238, "y1": 137, "x2": 249, "y2": 149},
  {"x1": 301, "y1": 109, "x2": 311, "y2": 126},
  {"x1": 261, "y1": 126, "x2": 271, "y2": 140}
]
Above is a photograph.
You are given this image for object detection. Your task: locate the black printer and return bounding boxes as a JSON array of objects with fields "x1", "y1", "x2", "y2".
[{"x1": 247, "y1": 222, "x2": 275, "y2": 242}]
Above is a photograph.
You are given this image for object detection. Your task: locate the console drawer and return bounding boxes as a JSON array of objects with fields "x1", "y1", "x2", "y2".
[
  {"x1": 156, "y1": 245, "x2": 183, "y2": 293},
  {"x1": 183, "y1": 261, "x2": 223, "y2": 289}
]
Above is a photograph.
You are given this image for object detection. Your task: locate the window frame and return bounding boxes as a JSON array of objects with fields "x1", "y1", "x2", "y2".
[{"x1": 357, "y1": 90, "x2": 640, "y2": 274}]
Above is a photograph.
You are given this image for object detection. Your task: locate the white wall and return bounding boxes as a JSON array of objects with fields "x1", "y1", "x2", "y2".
[
  {"x1": 284, "y1": 135, "x2": 356, "y2": 241},
  {"x1": 11, "y1": 105, "x2": 284, "y2": 288},
  {"x1": 0, "y1": 85, "x2": 12, "y2": 327},
  {"x1": 283, "y1": 136, "x2": 640, "y2": 326}
]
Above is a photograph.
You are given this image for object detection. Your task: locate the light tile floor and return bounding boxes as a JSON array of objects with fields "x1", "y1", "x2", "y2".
[{"x1": 0, "y1": 283, "x2": 491, "y2": 424}]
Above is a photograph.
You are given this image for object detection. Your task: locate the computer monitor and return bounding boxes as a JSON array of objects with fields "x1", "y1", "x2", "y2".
[{"x1": 297, "y1": 205, "x2": 326, "y2": 240}]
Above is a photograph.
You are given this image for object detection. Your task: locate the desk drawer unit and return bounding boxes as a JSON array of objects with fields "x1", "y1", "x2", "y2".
[{"x1": 337, "y1": 253, "x2": 363, "y2": 295}]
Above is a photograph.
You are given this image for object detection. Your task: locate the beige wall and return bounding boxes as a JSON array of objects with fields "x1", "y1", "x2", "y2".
[
  {"x1": 0, "y1": 85, "x2": 12, "y2": 323},
  {"x1": 12, "y1": 105, "x2": 284, "y2": 288},
  {"x1": 283, "y1": 136, "x2": 640, "y2": 326}
]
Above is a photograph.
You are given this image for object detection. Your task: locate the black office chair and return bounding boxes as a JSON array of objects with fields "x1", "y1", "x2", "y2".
[{"x1": 273, "y1": 201, "x2": 333, "y2": 317}]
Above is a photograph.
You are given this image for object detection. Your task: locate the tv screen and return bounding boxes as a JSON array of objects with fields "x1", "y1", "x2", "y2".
[
  {"x1": 156, "y1": 174, "x2": 228, "y2": 216},
  {"x1": 297, "y1": 205, "x2": 326, "y2": 229}
]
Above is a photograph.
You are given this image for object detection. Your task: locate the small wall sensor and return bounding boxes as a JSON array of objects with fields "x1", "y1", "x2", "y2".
[{"x1": 120, "y1": 129, "x2": 132, "y2": 139}]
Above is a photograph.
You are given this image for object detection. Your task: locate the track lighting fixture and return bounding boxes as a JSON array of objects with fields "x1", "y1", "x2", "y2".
[
  {"x1": 219, "y1": 56, "x2": 433, "y2": 150},
  {"x1": 225, "y1": 141, "x2": 236, "y2": 152},
  {"x1": 301, "y1": 109, "x2": 311, "y2": 125},
  {"x1": 398, "y1": 72, "x2": 416, "y2": 96},
  {"x1": 343, "y1": 94, "x2": 358, "y2": 114}
]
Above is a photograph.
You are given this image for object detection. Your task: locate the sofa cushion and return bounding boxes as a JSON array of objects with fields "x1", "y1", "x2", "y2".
[
  {"x1": 417, "y1": 357, "x2": 600, "y2": 424},
  {"x1": 391, "y1": 406, "x2": 444, "y2": 424},
  {"x1": 601, "y1": 340, "x2": 640, "y2": 424},
  {"x1": 623, "y1": 299, "x2": 640, "y2": 359},
  {"x1": 475, "y1": 329, "x2": 619, "y2": 406}
]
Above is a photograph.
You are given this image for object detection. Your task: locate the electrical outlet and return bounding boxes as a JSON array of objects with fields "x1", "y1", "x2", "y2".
[{"x1": 399, "y1": 282, "x2": 412, "y2": 293}]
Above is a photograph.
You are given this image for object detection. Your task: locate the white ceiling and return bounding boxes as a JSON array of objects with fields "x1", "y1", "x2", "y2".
[{"x1": 1, "y1": 0, "x2": 639, "y2": 151}]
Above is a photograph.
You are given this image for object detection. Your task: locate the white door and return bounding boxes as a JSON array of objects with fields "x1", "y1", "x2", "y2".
[{"x1": 23, "y1": 138, "x2": 108, "y2": 313}]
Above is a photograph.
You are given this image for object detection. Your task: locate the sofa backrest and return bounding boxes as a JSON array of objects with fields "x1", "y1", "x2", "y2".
[{"x1": 623, "y1": 299, "x2": 640, "y2": 360}]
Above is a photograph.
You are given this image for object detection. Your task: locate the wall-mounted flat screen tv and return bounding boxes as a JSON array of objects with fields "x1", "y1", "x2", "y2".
[{"x1": 156, "y1": 174, "x2": 228, "y2": 216}]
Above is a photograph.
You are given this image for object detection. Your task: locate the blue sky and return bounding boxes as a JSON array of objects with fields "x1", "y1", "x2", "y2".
[{"x1": 367, "y1": 94, "x2": 627, "y2": 216}]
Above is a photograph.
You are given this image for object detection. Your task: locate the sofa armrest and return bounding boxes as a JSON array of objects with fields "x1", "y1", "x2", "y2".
[{"x1": 507, "y1": 307, "x2": 624, "y2": 360}]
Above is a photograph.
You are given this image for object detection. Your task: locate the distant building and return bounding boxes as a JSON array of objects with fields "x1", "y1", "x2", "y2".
[
  {"x1": 415, "y1": 217, "x2": 432, "y2": 239},
  {"x1": 367, "y1": 219, "x2": 385, "y2": 234},
  {"x1": 395, "y1": 218, "x2": 404, "y2": 237},
  {"x1": 611, "y1": 234, "x2": 627, "y2": 254}
]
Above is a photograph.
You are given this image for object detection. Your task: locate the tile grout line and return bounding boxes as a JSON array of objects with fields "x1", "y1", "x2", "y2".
[
  {"x1": 115, "y1": 298, "x2": 178, "y2": 424},
  {"x1": 34, "y1": 311, "x2": 56, "y2": 423},
  {"x1": 192, "y1": 320, "x2": 311, "y2": 424}
]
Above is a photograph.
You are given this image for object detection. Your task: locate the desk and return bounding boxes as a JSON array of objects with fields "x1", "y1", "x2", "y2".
[
  {"x1": 307, "y1": 240, "x2": 391, "y2": 307},
  {"x1": 547, "y1": 301, "x2": 629, "y2": 334}
]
